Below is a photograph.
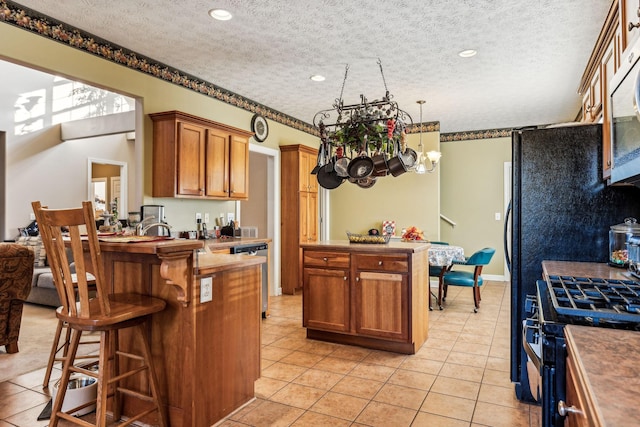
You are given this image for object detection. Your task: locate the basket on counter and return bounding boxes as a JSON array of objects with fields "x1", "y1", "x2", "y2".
[{"x1": 346, "y1": 231, "x2": 390, "y2": 244}]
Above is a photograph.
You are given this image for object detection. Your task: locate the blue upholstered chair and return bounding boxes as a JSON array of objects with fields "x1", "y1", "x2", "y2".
[{"x1": 439, "y1": 247, "x2": 495, "y2": 313}]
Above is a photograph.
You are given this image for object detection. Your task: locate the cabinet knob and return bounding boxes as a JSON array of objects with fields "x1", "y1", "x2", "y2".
[
  {"x1": 378, "y1": 261, "x2": 383, "y2": 266},
  {"x1": 323, "y1": 257, "x2": 328, "y2": 262},
  {"x1": 356, "y1": 277, "x2": 360, "y2": 282},
  {"x1": 343, "y1": 276, "x2": 347, "y2": 281},
  {"x1": 557, "y1": 400, "x2": 583, "y2": 417}
]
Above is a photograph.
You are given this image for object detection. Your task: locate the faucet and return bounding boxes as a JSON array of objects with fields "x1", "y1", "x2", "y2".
[{"x1": 136, "y1": 216, "x2": 172, "y2": 236}]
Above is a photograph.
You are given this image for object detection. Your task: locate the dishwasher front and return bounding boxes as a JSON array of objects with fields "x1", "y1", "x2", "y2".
[{"x1": 230, "y1": 242, "x2": 269, "y2": 317}]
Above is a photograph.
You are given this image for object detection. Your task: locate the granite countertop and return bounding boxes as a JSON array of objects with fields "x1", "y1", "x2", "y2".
[
  {"x1": 564, "y1": 325, "x2": 640, "y2": 426},
  {"x1": 301, "y1": 240, "x2": 431, "y2": 254},
  {"x1": 542, "y1": 260, "x2": 635, "y2": 281}
]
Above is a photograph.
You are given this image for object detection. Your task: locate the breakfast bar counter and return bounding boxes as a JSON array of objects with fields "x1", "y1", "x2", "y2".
[
  {"x1": 96, "y1": 238, "x2": 264, "y2": 427},
  {"x1": 300, "y1": 240, "x2": 431, "y2": 354}
]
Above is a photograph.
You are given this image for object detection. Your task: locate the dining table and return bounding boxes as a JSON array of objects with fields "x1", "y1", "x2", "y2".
[{"x1": 427, "y1": 243, "x2": 465, "y2": 310}]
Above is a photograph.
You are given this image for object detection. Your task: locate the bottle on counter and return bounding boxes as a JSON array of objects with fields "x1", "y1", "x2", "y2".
[{"x1": 196, "y1": 218, "x2": 202, "y2": 239}]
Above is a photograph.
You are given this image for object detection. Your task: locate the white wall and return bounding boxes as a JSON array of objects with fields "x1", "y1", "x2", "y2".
[{"x1": 1, "y1": 60, "x2": 134, "y2": 240}]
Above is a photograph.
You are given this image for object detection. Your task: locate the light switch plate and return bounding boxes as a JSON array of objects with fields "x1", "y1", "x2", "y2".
[
  {"x1": 200, "y1": 277, "x2": 212, "y2": 303},
  {"x1": 204, "y1": 213, "x2": 210, "y2": 223}
]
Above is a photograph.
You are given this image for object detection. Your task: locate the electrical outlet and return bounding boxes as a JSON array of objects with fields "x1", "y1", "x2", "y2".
[
  {"x1": 227, "y1": 213, "x2": 235, "y2": 223},
  {"x1": 30, "y1": 213, "x2": 36, "y2": 220},
  {"x1": 495, "y1": 212, "x2": 501, "y2": 221},
  {"x1": 195, "y1": 212, "x2": 202, "y2": 221},
  {"x1": 204, "y1": 213, "x2": 210, "y2": 223},
  {"x1": 200, "y1": 277, "x2": 212, "y2": 303}
]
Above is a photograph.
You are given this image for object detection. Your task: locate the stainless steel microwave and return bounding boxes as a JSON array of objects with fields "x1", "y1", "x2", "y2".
[{"x1": 610, "y1": 37, "x2": 640, "y2": 185}]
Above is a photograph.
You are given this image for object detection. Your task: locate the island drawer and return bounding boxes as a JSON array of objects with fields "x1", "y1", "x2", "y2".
[
  {"x1": 354, "y1": 253, "x2": 408, "y2": 272},
  {"x1": 304, "y1": 250, "x2": 350, "y2": 268}
]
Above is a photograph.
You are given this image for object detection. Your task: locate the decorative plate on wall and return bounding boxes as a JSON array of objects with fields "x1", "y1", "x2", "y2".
[{"x1": 251, "y1": 114, "x2": 269, "y2": 142}]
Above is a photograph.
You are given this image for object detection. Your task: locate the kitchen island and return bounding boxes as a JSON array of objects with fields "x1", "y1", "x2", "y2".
[
  {"x1": 95, "y1": 238, "x2": 264, "y2": 427},
  {"x1": 300, "y1": 240, "x2": 431, "y2": 354}
]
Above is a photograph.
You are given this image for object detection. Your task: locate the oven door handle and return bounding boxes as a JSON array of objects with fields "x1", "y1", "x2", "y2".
[{"x1": 522, "y1": 322, "x2": 541, "y2": 371}]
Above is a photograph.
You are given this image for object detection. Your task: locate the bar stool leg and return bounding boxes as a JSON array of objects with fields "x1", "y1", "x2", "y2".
[
  {"x1": 136, "y1": 323, "x2": 168, "y2": 427},
  {"x1": 43, "y1": 319, "x2": 65, "y2": 387},
  {"x1": 112, "y1": 329, "x2": 122, "y2": 422},
  {"x1": 49, "y1": 328, "x2": 82, "y2": 427},
  {"x1": 95, "y1": 330, "x2": 110, "y2": 427}
]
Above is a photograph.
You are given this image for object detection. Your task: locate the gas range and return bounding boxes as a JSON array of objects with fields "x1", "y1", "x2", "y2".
[{"x1": 527, "y1": 276, "x2": 640, "y2": 427}]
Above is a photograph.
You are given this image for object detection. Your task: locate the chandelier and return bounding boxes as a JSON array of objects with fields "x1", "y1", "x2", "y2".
[{"x1": 312, "y1": 59, "x2": 440, "y2": 189}]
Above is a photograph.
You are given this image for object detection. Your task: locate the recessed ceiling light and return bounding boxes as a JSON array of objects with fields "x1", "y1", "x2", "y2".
[
  {"x1": 310, "y1": 75, "x2": 325, "y2": 82},
  {"x1": 208, "y1": 9, "x2": 232, "y2": 21},
  {"x1": 458, "y1": 49, "x2": 477, "y2": 58}
]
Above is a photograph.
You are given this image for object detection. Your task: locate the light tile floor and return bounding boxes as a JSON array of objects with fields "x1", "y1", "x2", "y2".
[{"x1": 0, "y1": 281, "x2": 541, "y2": 426}]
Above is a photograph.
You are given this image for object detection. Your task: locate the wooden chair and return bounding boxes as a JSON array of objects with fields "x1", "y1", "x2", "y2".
[
  {"x1": 440, "y1": 247, "x2": 495, "y2": 313},
  {"x1": 32, "y1": 201, "x2": 167, "y2": 427},
  {"x1": 427, "y1": 241, "x2": 449, "y2": 311}
]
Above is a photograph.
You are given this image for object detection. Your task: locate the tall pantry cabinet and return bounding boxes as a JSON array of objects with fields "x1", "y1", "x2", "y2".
[{"x1": 280, "y1": 145, "x2": 319, "y2": 295}]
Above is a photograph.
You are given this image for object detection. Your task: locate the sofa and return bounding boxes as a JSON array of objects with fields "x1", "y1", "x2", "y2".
[
  {"x1": 0, "y1": 243, "x2": 34, "y2": 353},
  {"x1": 14, "y1": 236, "x2": 63, "y2": 307}
]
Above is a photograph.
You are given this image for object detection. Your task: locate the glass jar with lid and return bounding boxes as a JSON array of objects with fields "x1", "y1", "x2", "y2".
[{"x1": 609, "y1": 218, "x2": 640, "y2": 267}]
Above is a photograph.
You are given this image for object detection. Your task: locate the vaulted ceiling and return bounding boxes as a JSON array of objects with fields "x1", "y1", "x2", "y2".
[{"x1": 10, "y1": 0, "x2": 613, "y2": 134}]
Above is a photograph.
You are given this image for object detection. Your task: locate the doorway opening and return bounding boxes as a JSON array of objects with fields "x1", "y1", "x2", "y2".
[
  {"x1": 239, "y1": 145, "x2": 280, "y2": 296},
  {"x1": 88, "y1": 158, "x2": 128, "y2": 220}
]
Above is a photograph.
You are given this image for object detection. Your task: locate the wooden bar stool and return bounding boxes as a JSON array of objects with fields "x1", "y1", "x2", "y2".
[{"x1": 33, "y1": 201, "x2": 168, "y2": 427}]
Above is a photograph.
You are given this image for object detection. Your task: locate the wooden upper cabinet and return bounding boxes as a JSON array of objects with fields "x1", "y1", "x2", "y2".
[
  {"x1": 205, "y1": 127, "x2": 230, "y2": 198},
  {"x1": 150, "y1": 111, "x2": 253, "y2": 200},
  {"x1": 298, "y1": 149, "x2": 318, "y2": 192},
  {"x1": 177, "y1": 122, "x2": 206, "y2": 196},
  {"x1": 578, "y1": 1, "x2": 622, "y2": 179},
  {"x1": 229, "y1": 134, "x2": 249, "y2": 199}
]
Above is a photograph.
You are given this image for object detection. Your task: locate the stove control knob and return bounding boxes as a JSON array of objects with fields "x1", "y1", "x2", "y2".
[{"x1": 557, "y1": 400, "x2": 583, "y2": 417}]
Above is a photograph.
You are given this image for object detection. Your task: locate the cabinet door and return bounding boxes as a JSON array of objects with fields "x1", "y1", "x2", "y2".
[
  {"x1": 177, "y1": 122, "x2": 206, "y2": 196},
  {"x1": 229, "y1": 134, "x2": 249, "y2": 199},
  {"x1": 299, "y1": 150, "x2": 319, "y2": 192},
  {"x1": 624, "y1": 0, "x2": 640, "y2": 52},
  {"x1": 355, "y1": 271, "x2": 408, "y2": 341},
  {"x1": 300, "y1": 191, "x2": 318, "y2": 243},
  {"x1": 205, "y1": 128, "x2": 230, "y2": 197},
  {"x1": 307, "y1": 191, "x2": 318, "y2": 242},
  {"x1": 303, "y1": 267, "x2": 350, "y2": 332},
  {"x1": 602, "y1": 40, "x2": 616, "y2": 179}
]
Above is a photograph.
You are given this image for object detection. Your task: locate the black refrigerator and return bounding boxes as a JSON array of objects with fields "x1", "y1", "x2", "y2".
[{"x1": 508, "y1": 123, "x2": 640, "y2": 401}]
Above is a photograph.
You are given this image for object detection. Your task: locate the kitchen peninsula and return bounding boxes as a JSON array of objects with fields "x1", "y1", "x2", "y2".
[
  {"x1": 95, "y1": 237, "x2": 264, "y2": 427},
  {"x1": 300, "y1": 240, "x2": 431, "y2": 354}
]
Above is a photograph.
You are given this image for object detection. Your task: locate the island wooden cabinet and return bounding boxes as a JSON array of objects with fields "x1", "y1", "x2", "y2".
[
  {"x1": 280, "y1": 144, "x2": 319, "y2": 294},
  {"x1": 303, "y1": 250, "x2": 350, "y2": 332},
  {"x1": 354, "y1": 254, "x2": 409, "y2": 341},
  {"x1": 301, "y1": 241, "x2": 429, "y2": 354},
  {"x1": 150, "y1": 110, "x2": 252, "y2": 200}
]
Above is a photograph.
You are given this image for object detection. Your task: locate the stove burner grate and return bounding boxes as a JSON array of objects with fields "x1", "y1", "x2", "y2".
[{"x1": 546, "y1": 275, "x2": 640, "y2": 324}]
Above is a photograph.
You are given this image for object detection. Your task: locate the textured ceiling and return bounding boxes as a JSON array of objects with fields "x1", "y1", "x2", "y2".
[{"x1": 10, "y1": 0, "x2": 613, "y2": 133}]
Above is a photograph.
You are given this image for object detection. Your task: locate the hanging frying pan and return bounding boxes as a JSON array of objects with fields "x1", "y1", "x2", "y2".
[{"x1": 316, "y1": 157, "x2": 344, "y2": 189}]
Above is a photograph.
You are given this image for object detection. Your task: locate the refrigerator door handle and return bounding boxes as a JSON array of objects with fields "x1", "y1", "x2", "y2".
[{"x1": 504, "y1": 200, "x2": 512, "y2": 273}]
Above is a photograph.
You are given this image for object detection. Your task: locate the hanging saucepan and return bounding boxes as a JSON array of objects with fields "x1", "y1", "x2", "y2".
[
  {"x1": 347, "y1": 139, "x2": 374, "y2": 179},
  {"x1": 398, "y1": 130, "x2": 417, "y2": 169},
  {"x1": 371, "y1": 141, "x2": 389, "y2": 177},
  {"x1": 316, "y1": 156, "x2": 344, "y2": 189},
  {"x1": 387, "y1": 139, "x2": 408, "y2": 177},
  {"x1": 334, "y1": 145, "x2": 351, "y2": 178},
  {"x1": 356, "y1": 175, "x2": 377, "y2": 189}
]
